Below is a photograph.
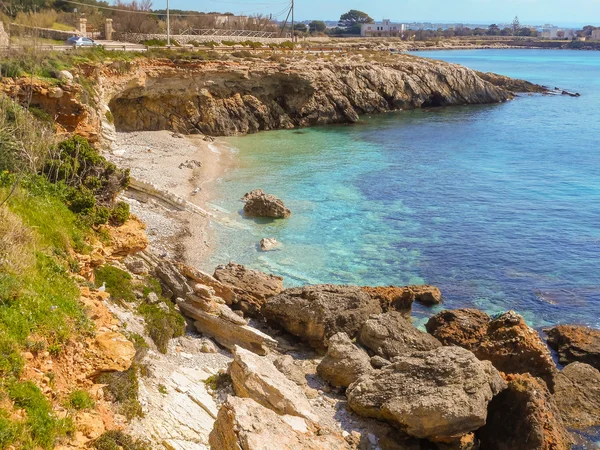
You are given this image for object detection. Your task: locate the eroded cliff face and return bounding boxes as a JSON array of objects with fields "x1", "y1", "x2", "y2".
[{"x1": 100, "y1": 56, "x2": 542, "y2": 136}]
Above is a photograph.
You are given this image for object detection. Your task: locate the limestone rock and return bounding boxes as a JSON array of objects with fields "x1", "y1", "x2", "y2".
[
  {"x1": 58, "y1": 70, "x2": 74, "y2": 83},
  {"x1": 478, "y1": 373, "x2": 571, "y2": 450},
  {"x1": 260, "y1": 238, "x2": 281, "y2": 251},
  {"x1": 178, "y1": 263, "x2": 235, "y2": 304},
  {"x1": 427, "y1": 310, "x2": 557, "y2": 390},
  {"x1": 274, "y1": 355, "x2": 308, "y2": 387},
  {"x1": 156, "y1": 260, "x2": 193, "y2": 300},
  {"x1": 178, "y1": 300, "x2": 276, "y2": 356},
  {"x1": 213, "y1": 262, "x2": 284, "y2": 316},
  {"x1": 242, "y1": 189, "x2": 291, "y2": 218},
  {"x1": 346, "y1": 346, "x2": 506, "y2": 441},
  {"x1": 229, "y1": 346, "x2": 317, "y2": 421},
  {"x1": 93, "y1": 331, "x2": 136, "y2": 373},
  {"x1": 554, "y1": 362, "x2": 600, "y2": 428},
  {"x1": 102, "y1": 216, "x2": 149, "y2": 258},
  {"x1": 317, "y1": 332, "x2": 373, "y2": 388},
  {"x1": 362, "y1": 285, "x2": 442, "y2": 311},
  {"x1": 262, "y1": 284, "x2": 382, "y2": 351},
  {"x1": 209, "y1": 396, "x2": 351, "y2": 450},
  {"x1": 358, "y1": 311, "x2": 441, "y2": 359},
  {"x1": 545, "y1": 325, "x2": 600, "y2": 370}
]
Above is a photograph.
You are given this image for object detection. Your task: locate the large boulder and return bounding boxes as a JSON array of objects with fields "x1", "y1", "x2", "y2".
[
  {"x1": 427, "y1": 310, "x2": 557, "y2": 390},
  {"x1": 346, "y1": 346, "x2": 506, "y2": 441},
  {"x1": 262, "y1": 284, "x2": 382, "y2": 351},
  {"x1": 545, "y1": 325, "x2": 600, "y2": 370},
  {"x1": 92, "y1": 331, "x2": 136, "y2": 374},
  {"x1": 209, "y1": 397, "x2": 351, "y2": 450},
  {"x1": 229, "y1": 346, "x2": 318, "y2": 421},
  {"x1": 242, "y1": 189, "x2": 291, "y2": 219},
  {"x1": 477, "y1": 374, "x2": 572, "y2": 450},
  {"x1": 361, "y1": 285, "x2": 442, "y2": 312},
  {"x1": 317, "y1": 332, "x2": 373, "y2": 388},
  {"x1": 213, "y1": 262, "x2": 284, "y2": 317},
  {"x1": 358, "y1": 311, "x2": 441, "y2": 359},
  {"x1": 554, "y1": 362, "x2": 600, "y2": 428},
  {"x1": 178, "y1": 263, "x2": 235, "y2": 304},
  {"x1": 155, "y1": 260, "x2": 193, "y2": 299}
]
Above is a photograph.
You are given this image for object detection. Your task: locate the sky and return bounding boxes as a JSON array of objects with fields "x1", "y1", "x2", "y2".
[{"x1": 168, "y1": 0, "x2": 600, "y2": 26}]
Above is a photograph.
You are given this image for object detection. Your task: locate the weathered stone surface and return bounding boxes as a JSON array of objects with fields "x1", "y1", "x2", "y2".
[
  {"x1": 229, "y1": 346, "x2": 317, "y2": 421},
  {"x1": 178, "y1": 300, "x2": 276, "y2": 356},
  {"x1": 179, "y1": 263, "x2": 235, "y2": 304},
  {"x1": 425, "y1": 309, "x2": 490, "y2": 349},
  {"x1": 93, "y1": 331, "x2": 136, "y2": 373},
  {"x1": 427, "y1": 310, "x2": 557, "y2": 390},
  {"x1": 209, "y1": 396, "x2": 351, "y2": 450},
  {"x1": 358, "y1": 311, "x2": 441, "y2": 359},
  {"x1": 346, "y1": 346, "x2": 506, "y2": 441},
  {"x1": 102, "y1": 216, "x2": 149, "y2": 258},
  {"x1": 242, "y1": 189, "x2": 291, "y2": 219},
  {"x1": 317, "y1": 332, "x2": 373, "y2": 388},
  {"x1": 478, "y1": 373, "x2": 572, "y2": 450},
  {"x1": 274, "y1": 355, "x2": 307, "y2": 387},
  {"x1": 156, "y1": 260, "x2": 192, "y2": 299},
  {"x1": 545, "y1": 325, "x2": 600, "y2": 370},
  {"x1": 362, "y1": 285, "x2": 442, "y2": 312},
  {"x1": 554, "y1": 362, "x2": 600, "y2": 428},
  {"x1": 213, "y1": 262, "x2": 284, "y2": 317},
  {"x1": 260, "y1": 237, "x2": 281, "y2": 251},
  {"x1": 262, "y1": 284, "x2": 382, "y2": 350}
]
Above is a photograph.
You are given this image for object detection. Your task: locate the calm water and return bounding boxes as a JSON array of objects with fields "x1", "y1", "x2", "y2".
[{"x1": 205, "y1": 49, "x2": 600, "y2": 329}]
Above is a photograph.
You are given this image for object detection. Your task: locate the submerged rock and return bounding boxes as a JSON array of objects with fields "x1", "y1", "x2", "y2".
[
  {"x1": 427, "y1": 310, "x2": 557, "y2": 390},
  {"x1": 262, "y1": 284, "x2": 382, "y2": 351},
  {"x1": 260, "y1": 238, "x2": 281, "y2": 251},
  {"x1": 554, "y1": 362, "x2": 600, "y2": 428},
  {"x1": 358, "y1": 311, "x2": 441, "y2": 359},
  {"x1": 477, "y1": 373, "x2": 571, "y2": 450},
  {"x1": 317, "y1": 332, "x2": 373, "y2": 388},
  {"x1": 213, "y1": 262, "x2": 284, "y2": 317},
  {"x1": 545, "y1": 325, "x2": 600, "y2": 370},
  {"x1": 209, "y1": 396, "x2": 351, "y2": 450},
  {"x1": 242, "y1": 189, "x2": 291, "y2": 219},
  {"x1": 346, "y1": 346, "x2": 506, "y2": 441}
]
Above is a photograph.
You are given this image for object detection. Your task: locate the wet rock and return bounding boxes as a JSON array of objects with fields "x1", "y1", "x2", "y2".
[
  {"x1": 554, "y1": 362, "x2": 600, "y2": 428},
  {"x1": 358, "y1": 311, "x2": 441, "y2": 359},
  {"x1": 262, "y1": 284, "x2": 382, "y2": 351},
  {"x1": 347, "y1": 346, "x2": 506, "y2": 441},
  {"x1": 427, "y1": 310, "x2": 557, "y2": 390},
  {"x1": 229, "y1": 346, "x2": 318, "y2": 421},
  {"x1": 242, "y1": 189, "x2": 291, "y2": 219},
  {"x1": 317, "y1": 332, "x2": 373, "y2": 388},
  {"x1": 209, "y1": 396, "x2": 351, "y2": 450},
  {"x1": 260, "y1": 238, "x2": 281, "y2": 252},
  {"x1": 478, "y1": 373, "x2": 571, "y2": 450},
  {"x1": 545, "y1": 325, "x2": 600, "y2": 370},
  {"x1": 213, "y1": 262, "x2": 284, "y2": 317}
]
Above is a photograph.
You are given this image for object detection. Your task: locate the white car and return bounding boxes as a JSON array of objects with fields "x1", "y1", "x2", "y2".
[{"x1": 65, "y1": 36, "x2": 98, "y2": 47}]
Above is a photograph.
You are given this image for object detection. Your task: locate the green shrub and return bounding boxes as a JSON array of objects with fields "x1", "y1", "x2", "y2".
[
  {"x1": 0, "y1": 413, "x2": 18, "y2": 449},
  {"x1": 221, "y1": 40, "x2": 237, "y2": 46},
  {"x1": 92, "y1": 431, "x2": 151, "y2": 450},
  {"x1": 110, "y1": 201, "x2": 130, "y2": 226},
  {"x1": 158, "y1": 384, "x2": 167, "y2": 395},
  {"x1": 95, "y1": 265, "x2": 136, "y2": 303},
  {"x1": 204, "y1": 373, "x2": 232, "y2": 390},
  {"x1": 97, "y1": 367, "x2": 143, "y2": 420},
  {"x1": 141, "y1": 39, "x2": 167, "y2": 47},
  {"x1": 68, "y1": 390, "x2": 95, "y2": 410},
  {"x1": 67, "y1": 186, "x2": 96, "y2": 213},
  {"x1": 138, "y1": 302, "x2": 185, "y2": 354}
]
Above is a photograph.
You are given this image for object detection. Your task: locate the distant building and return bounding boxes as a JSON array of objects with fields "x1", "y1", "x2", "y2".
[
  {"x1": 361, "y1": 19, "x2": 406, "y2": 37},
  {"x1": 542, "y1": 27, "x2": 575, "y2": 39},
  {"x1": 592, "y1": 29, "x2": 600, "y2": 40}
]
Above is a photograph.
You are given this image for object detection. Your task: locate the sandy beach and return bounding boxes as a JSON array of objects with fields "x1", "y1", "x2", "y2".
[{"x1": 107, "y1": 130, "x2": 236, "y2": 268}]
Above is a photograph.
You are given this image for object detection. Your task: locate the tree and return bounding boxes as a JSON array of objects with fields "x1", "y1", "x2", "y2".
[
  {"x1": 294, "y1": 23, "x2": 308, "y2": 33},
  {"x1": 309, "y1": 20, "x2": 326, "y2": 33},
  {"x1": 338, "y1": 9, "x2": 373, "y2": 34},
  {"x1": 512, "y1": 16, "x2": 520, "y2": 35},
  {"x1": 487, "y1": 24, "x2": 500, "y2": 36}
]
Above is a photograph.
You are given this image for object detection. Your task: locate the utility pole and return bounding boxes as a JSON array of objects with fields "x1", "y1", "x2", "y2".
[
  {"x1": 291, "y1": 0, "x2": 294, "y2": 43},
  {"x1": 167, "y1": 0, "x2": 171, "y2": 46}
]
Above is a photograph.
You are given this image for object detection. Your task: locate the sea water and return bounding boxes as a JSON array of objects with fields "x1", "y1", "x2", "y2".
[{"x1": 205, "y1": 49, "x2": 600, "y2": 329}]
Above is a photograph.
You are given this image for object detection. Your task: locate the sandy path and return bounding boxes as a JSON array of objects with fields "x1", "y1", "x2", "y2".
[{"x1": 107, "y1": 131, "x2": 235, "y2": 268}]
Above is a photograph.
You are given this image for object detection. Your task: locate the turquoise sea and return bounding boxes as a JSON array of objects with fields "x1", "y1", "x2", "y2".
[{"x1": 205, "y1": 49, "x2": 600, "y2": 330}]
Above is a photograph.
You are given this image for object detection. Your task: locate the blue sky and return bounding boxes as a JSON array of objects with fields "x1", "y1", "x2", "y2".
[{"x1": 167, "y1": 0, "x2": 600, "y2": 25}]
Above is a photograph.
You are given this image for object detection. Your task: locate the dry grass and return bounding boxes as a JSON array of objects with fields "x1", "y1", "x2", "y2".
[{"x1": 0, "y1": 207, "x2": 34, "y2": 275}]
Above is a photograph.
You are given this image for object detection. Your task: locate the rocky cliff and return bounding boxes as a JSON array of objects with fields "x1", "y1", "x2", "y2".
[{"x1": 100, "y1": 55, "x2": 545, "y2": 136}]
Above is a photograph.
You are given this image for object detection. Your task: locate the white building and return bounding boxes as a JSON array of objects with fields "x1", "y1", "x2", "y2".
[
  {"x1": 361, "y1": 19, "x2": 406, "y2": 37},
  {"x1": 592, "y1": 29, "x2": 600, "y2": 40}
]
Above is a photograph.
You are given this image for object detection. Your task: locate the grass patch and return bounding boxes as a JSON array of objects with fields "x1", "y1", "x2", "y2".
[
  {"x1": 138, "y1": 302, "x2": 185, "y2": 354},
  {"x1": 95, "y1": 265, "x2": 136, "y2": 303},
  {"x1": 91, "y1": 431, "x2": 151, "y2": 450},
  {"x1": 157, "y1": 384, "x2": 167, "y2": 395},
  {"x1": 67, "y1": 390, "x2": 95, "y2": 410},
  {"x1": 204, "y1": 373, "x2": 232, "y2": 391},
  {"x1": 97, "y1": 367, "x2": 142, "y2": 420}
]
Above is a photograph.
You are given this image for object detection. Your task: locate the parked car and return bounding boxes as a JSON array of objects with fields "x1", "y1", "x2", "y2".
[{"x1": 65, "y1": 36, "x2": 97, "y2": 47}]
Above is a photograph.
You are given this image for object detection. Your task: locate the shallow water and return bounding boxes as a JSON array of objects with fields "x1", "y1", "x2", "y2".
[{"x1": 205, "y1": 49, "x2": 600, "y2": 330}]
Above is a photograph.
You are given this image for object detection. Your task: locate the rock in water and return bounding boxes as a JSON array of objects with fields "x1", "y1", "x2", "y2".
[
  {"x1": 242, "y1": 189, "x2": 291, "y2": 218},
  {"x1": 427, "y1": 310, "x2": 557, "y2": 390},
  {"x1": 213, "y1": 262, "x2": 284, "y2": 317},
  {"x1": 545, "y1": 325, "x2": 600, "y2": 370},
  {"x1": 361, "y1": 284, "x2": 442, "y2": 312},
  {"x1": 229, "y1": 346, "x2": 318, "y2": 421},
  {"x1": 478, "y1": 374, "x2": 572, "y2": 450},
  {"x1": 260, "y1": 238, "x2": 281, "y2": 251},
  {"x1": 346, "y1": 346, "x2": 506, "y2": 441},
  {"x1": 317, "y1": 332, "x2": 373, "y2": 388},
  {"x1": 209, "y1": 397, "x2": 351, "y2": 450},
  {"x1": 358, "y1": 311, "x2": 441, "y2": 359},
  {"x1": 554, "y1": 362, "x2": 600, "y2": 428},
  {"x1": 262, "y1": 284, "x2": 382, "y2": 351}
]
